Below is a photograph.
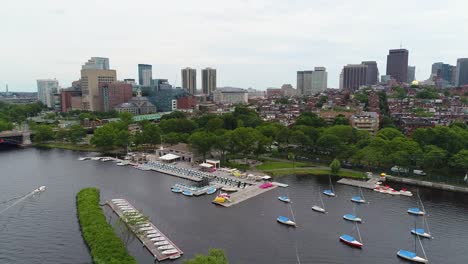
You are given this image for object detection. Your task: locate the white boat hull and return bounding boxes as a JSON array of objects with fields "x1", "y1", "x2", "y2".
[
  {"x1": 397, "y1": 250, "x2": 428, "y2": 263},
  {"x1": 312, "y1": 206, "x2": 326, "y2": 213}
]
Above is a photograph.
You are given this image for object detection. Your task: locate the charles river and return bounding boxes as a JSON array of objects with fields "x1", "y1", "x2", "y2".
[{"x1": 0, "y1": 148, "x2": 467, "y2": 264}]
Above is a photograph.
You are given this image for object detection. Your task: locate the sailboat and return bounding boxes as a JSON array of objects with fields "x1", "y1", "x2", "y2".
[
  {"x1": 277, "y1": 203, "x2": 297, "y2": 227},
  {"x1": 411, "y1": 214, "x2": 432, "y2": 239},
  {"x1": 351, "y1": 187, "x2": 366, "y2": 203},
  {"x1": 408, "y1": 190, "x2": 426, "y2": 216},
  {"x1": 397, "y1": 222, "x2": 429, "y2": 263},
  {"x1": 323, "y1": 175, "x2": 336, "y2": 197},
  {"x1": 312, "y1": 187, "x2": 327, "y2": 213},
  {"x1": 278, "y1": 196, "x2": 291, "y2": 203},
  {"x1": 339, "y1": 222, "x2": 363, "y2": 248}
]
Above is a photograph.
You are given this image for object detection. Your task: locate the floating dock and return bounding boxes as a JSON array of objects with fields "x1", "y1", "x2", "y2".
[
  {"x1": 213, "y1": 184, "x2": 278, "y2": 207},
  {"x1": 337, "y1": 177, "x2": 380, "y2": 189},
  {"x1": 106, "y1": 199, "x2": 183, "y2": 261}
]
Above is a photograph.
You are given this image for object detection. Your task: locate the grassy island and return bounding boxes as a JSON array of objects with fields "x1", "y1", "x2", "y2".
[{"x1": 76, "y1": 187, "x2": 137, "y2": 264}]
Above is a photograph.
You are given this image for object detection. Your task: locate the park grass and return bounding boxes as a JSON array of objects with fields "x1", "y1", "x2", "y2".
[
  {"x1": 34, "y1": 142, "x2": 99, "y2": 152},
  {"x1": 261, "y1": 168, "x2": 366, "y2": 179},
  {"x1": 256, "y1": 161, "x2": 307, "y2": 170},
  {"x1": 76, "y1": 188, "x2": 137, "y2": 264}
]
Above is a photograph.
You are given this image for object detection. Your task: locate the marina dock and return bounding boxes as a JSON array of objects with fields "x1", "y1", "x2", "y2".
[
  {"x1": 337, "y1": 177, "x2": 380, "y2": 189},
  {"x1": 213, "y1": 184, "x2": 278, "y2": 207},
  {"x1": 106, "y1": 199, "x2": 183, "y2": 261}
]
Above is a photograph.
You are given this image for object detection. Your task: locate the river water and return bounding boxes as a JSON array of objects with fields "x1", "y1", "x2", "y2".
[{"x1": 0, "y1": 148, "x2": 467, "y2": 264}]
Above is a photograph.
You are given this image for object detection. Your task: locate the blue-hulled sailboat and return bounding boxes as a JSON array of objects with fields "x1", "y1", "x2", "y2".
[
  {"x1": 411, "y1": 216, "x2": 432, "y2": 239},
  {"x1": 323, "y1": 175, "x2": 336, "y2": 197},
  {"x1": 278, "y1": 196, "x2": 291, "y2": 203},
  {"x1": 206, "y1": 187, "x2": 217, "y2": 195},
  {"x1": 397, "y1": 222, "x2": 429, "y2": 263},
  {"x1": 339, "y1": 222, "x2": 363, "y2": 248},
  {"x1": 408, "y1": 190, "x2": 426, "y2": 215},
  {"x1": 277, "y1": 216, "x2": 296, "y2": 226},
  {"x1": 343, "y1": 214, "x2": 362, "y2": 223},
  {"x1": 351, "y1": 187, "x2": 366, "y2": 203}
]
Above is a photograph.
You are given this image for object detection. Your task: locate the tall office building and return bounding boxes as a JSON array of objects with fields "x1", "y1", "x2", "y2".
[
  {"x1": 386, "y1": 49, "x2": 409, "y2": 83},
  {"x1": 342, "y1": 64, "x2": 368, "y2": 91},
  {"x1": 297, "y1": 67, "x2": 327, "y2": 95},
  {"x1": 202, "y1": 68, "x2": 216, "y2": 95},
  {"x1": 82, "y1": 57, "x2": 109, "y2": 70},
  {"x1": 407, "y1": 66, "x2": 416, "y2": 83},
  {"x1": 362, "y1": 61, "x2": 379, "y2": 85},
  {"x1": 138, "y1": 64, "x2": 152, "y2": 86},
  {"x1": 37, "y1": 79, "x2": 59, "y2": 108},
  {"x1": 455, "y1": 58, "x2": 468, "y2": 87},
  {"x1": 181, "y1": 67, "x2": 197, "y2": 94},
  {"x1": 431, "y1": 62, "x2": 454, "y2": 84},
  {"x1": 80, "y1": 57, "x2": 116, "y2": 111}
]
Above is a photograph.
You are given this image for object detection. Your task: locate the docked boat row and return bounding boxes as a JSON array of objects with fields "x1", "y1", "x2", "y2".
[
  {"x1": 374, "y1": 185, "x2": 413, "y2": 196},
  {"x1": 110, "y1": 199, "x2": 182, "y2": 260}
]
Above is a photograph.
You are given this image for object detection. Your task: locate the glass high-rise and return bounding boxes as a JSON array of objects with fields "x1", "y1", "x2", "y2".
[
  {"x1": 138, "y1": 64, "x2": 152, "y2": 86},
  {"x1": 455, "y1": 58, "x2": 468, "y2": 87}
]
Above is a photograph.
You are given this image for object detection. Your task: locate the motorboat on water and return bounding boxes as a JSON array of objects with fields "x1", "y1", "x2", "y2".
[
  {"x1": 277, "y1": 216, "x2": 296, "y2": 227},
  {"x1": 158, "y1": 245, "x2": 175, "y2": 250},
  {"x1": 411, "y1": 228, "x2": 432, "y2": 239},
  {"x1": 408, "y1": 208, "x2": 425, "y2": 216},
  {"x1": 206, "y1": 187, "x2": 217, "y2": 195},
  {"x1": 339, "y1": 234, "x2": 363, "y2": 248},
  {"x1": 182, "y1": 190, "x2": 193, "y2": 196},
  {"x1": 155, "y1": 240, "x2": 170, "y2": 246},
  {"x1": 278, "y1": 196, "x2": 291, "y2": 203},
  {"x1": 400, "y1": 188, "x2": 413, "y2": 197},
  {"x1": 34, "y1": 186, "x2": 46, "y2": 193},
  {"x1": 162, "y1": 249, "x2": 179, "y2": 255},
  {"x1": 171, "y1": 187, "x2": 183, "y2": 193},
  {"x1": 343, "y1": 214, "x2": 362, "y2": 223},
  {"x1": 397, "y1": 250, "x2": 428, "y2": 263}
]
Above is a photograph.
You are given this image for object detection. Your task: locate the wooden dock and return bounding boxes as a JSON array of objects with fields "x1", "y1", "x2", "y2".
[
  {"x1": 337, "y1": 177, "x2": 380, "y2": 189},
  {"x1": 106, "y1": 199, "x2": 183, "y2": 261},
  {"x1": 213, "y1": 184, "x2": 278, "y2": 207}
]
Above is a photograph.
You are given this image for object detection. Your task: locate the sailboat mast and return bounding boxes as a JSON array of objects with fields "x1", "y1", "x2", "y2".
[
  {"x1": 414, "y1": 221, "x2": 417, "y2": 254},
  {"x1": 289, "y1": 203, "x2": 297, "y2": 223},
  {"x1": 329, "y1": 175, "x2": 334, "y2": 192},
  {"x1": 356, "y1": 222, "x2": 363, "y2": 243}
]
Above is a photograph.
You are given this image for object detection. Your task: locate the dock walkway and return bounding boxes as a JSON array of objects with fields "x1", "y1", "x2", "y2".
[
  {"x1": 213, "y1": 184, "x2": 278, "y2": 207},
  {"x1": 337, "y1": 177, "x2": 380, "y2": 189},
  {"x1": 106, "y1": 199, "x2": 183, "y2": 261}
]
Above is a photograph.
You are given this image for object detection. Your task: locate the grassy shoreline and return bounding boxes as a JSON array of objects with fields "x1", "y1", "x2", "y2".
[
  {"x1": 256, "y1": 161, "x2": 366, "y2": 179},
  {"x1": 76, "y1": 188, "x2": 137, "y2": 264}
]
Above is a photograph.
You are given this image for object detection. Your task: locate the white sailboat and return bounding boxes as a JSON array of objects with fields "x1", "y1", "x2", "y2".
[
  {"x1": 351, "y1": 187, "x2": 366, "y2": 203},
  {"x1": 277, "y1": 203, "x2": 297, "y2": 227},
  {"x1": 312, "y1": 187, "x2": 327, "y2": 213},
  {"x1": 411, "y1": 215, "x2": 432, "y2": 239},
  {"x1": 397, "y1": 222, "x2": 429, "y2": 263},
  {"x1": 323, "y1": 175, "x2": 336, "y2": 197}
]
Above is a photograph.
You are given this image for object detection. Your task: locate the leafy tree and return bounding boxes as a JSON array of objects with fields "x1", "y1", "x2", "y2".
[
  {"x1": 184, "y1": 249, "x2": 229, "y2": 264},
  {"x1": 69, "y1": 124, "x2": 86, "y2": 143},
  {"x1": 33, "y1": 125, "x2": 54, "y2": 143},
  {"x1": 330, "y1": 158, "x2": 341, "y2": 174},
  {"x1": 55, "y1": 128, "x2": 68, "y2": 142},
  {"x1": 205, "y1": 117, "x2": 224, "y2": 131},
  {"x1": 189, "y1": 131, "x2": 216, "y2": 160},
  {"x1": 449, "y1": 149, "x2": 468, "y2": 171},
  {"x1": 161, "y1": 111, "x2": 187, "y2": 120},
  {"x1": 119, "y1": 112, "x2": 134, "y2": 124},
  {"x1": 288, "y1": 152, "x2": 296, "y2": 168},
  {"x1": 159, "y1": 119, "x2": 198, "y2": 134},
  {"x1": 376, "y1": 127, "x2": 404, "y2": 141},
  {"x1": 295, "y1": 112, "x2": 325, "y2": 127},
  {"x1": 134, "y1": 123, "x2": 161, "y2": 146},
  {"x1": 317, "y1": 134, "x2": 343, "y2": 157},
  {"x1": 422, "y1": 145, "x2": 447, "y2": 171},
  {"x1": 275, "y1": 127, "x2": 290, "y2": 149},
  {"x1": 0, "y1": 120, "x2": 14, "y2": 132},
  {"x1": 333, "y1": 114, "x2": 349, "y2": 125},
  {"x1": 91, "y1": 124, "x2": 117, "y2": 149}
]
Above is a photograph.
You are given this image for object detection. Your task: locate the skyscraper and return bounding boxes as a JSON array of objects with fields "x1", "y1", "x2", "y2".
[
  {"x1": 138, "y1": 64, "x2": 152, "y2": 86},
  {"x1": 37, "y1": 79, "x2": 59, "y2": 108},
  {"x1": 80, "y1": 57, "x2": 116, "y2": 111},
  {"x1": 342, "y1": 64, "x2": 368, "y2": 91},
  {"x1": 386, "y1": 49, "x2": 409, "y2": 83},
  {"x1": 432, "y1": 62, "x2": 454, "y2": 84},
  {"x1": 407, "y1": 66, "x2": 416, "y2": 83},
  {"x1": 181, "y1": 67, "x2": 196, "y2": 94},
  {"x1": 82, "y1": 57, "x2": 110, "y2": 70},
  {"x1": 297, "y1": 67, "x2": 327, "y2": 95},
  {"x1": 362, "y1": 61, "x2": 379, "y2": 85},
  {"x1": 455, "y1": 58, "x2": 468, "y2": 87},
  {"x1": 202, "y1": 68, "x2": 216, "y2": 95}
]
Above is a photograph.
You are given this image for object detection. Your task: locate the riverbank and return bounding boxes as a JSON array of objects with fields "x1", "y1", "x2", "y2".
[
  {"x1": 34, "y1": 142, "x2": 99, "y2": 152},
  {"x1": 386, "y1": 175, "x2": 468, "y2": 194},
  {"x1": 256, "y1": 161, "x2": 366, "y2": 179},
  {"x1": 76, "y1": 188, "x2": 137, "y2": 264}
]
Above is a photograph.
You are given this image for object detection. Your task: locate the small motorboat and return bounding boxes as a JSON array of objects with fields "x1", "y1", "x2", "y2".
[
  {"x1": 171, "y1": 187, "x2": 183, "y2": 193},
  {"x1": 259, "y1": 182, "x2": 274, "y2": 189},
  {"x1": 351, "y1": 196, "x2": 366, "y2": 203},
  {"x1": 206, "y1": 187, "x2": 217, "y2": 195},
  {"x1": 157, "y1": 245, "x2": 175, "y2": 250},
  {"x1": 278, "y1": 196, "x2": 291, "y2": 203},
  {"x1": 343, "y1": 214, "x2": 362, "y2": 223},
  {"x1": 162, "y1": 249, "x2": 179, "y2": 255},
  {"x1": 388, "y1": 189, "x2": 401, "y2": 195},
  {"x1": 168, "y1": 255, "x2": 181, "y2": 260},
  {"x1": 116, "y1": 162, "x2": 126, "y2": 166},
  {"x1": 408, "y1": 208, "x2": 425, "y2": 216},
  {"x1": 182, "y1": 190, "x2": 193, "y2": 196},
  {"x1": 221, "y1": 187, "x2": 237, "y2": 192},
  {"x1": 112, "y1": 198, "x2": 126, "y2": 202},
  {"x1": 397, "y1": 250, "x2": 428, "y2": 263},
  {"x1": 411, "y1": 228, "x2": 432, "y2": 239},
  {"x1": 146, "y1": 230, "x2": 160, "y2": 235},
  {"x1": 34, "y1": 186, "x2": 46, "y2": 192},
  {"x1": 323, "y1": 189, "x2": 336, "y2": 197},
  {"x1": 136, "y1": 223, "x2": 150, "y2": 228},
  {"x1": 151, "y1": 237, "x2": 166, "y2": 241},
  {"x1": 339, "y1": 234, "x2": 363, "y2": 248},
  {"x1": 400, "y1": 188, "x2": 413, "y2": 197},
  {"x1": 277, "y1": 216, "x2": 296, "y2": 227},
  {"x1": 154, "y1": 240, "x2": 170, "y2": 246},
  {"x1": 138, "y1": 227, "x2": 154, "y2": 232},
  {"x1": 311, "y1": 205, "x2": 326, "y2": 213},
  {"x1": 147, "y1": 234, "x2": 161, "y2": 238},
  {"x1": 78, "y1": 157, "x2": 88, "y2": 161}
]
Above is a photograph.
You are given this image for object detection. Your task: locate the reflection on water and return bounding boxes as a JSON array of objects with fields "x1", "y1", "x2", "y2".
[{"x1": 0, "y1": 148, "x2": 467, "y2": 264}]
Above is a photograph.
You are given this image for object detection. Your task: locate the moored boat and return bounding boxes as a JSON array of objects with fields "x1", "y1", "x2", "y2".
[
  {"x1": 311, "y1": 205, "x2": 326, "y2": 213},
  {"x1": 339, "y1": 234, "x2": 363, "y2": 248},
  {"x1": 400, "y1": 188, "x2": 413, "y2": 196},
  {"x1": 351, "y1": 196, "x2": 366, "y2": 203},
  {"x1": 278, "y1": 196, "x2": 291, "y2": 203},
  {"x1": 151, "y1": 237, "x2": 166, "y2": 241},
  {"x1": 277, "y1": 216, "x2": 296, "y2": 227},
  {"x1": 154, "y1": 240, "x2": 170, "y2": 246},
  {"x1": 157, "y1": 245, "x2": 175, "y2": 250},
  {"x1": 323, "y1": 189, "x2": 336, "y2": 197},
  {"x1": 408, "y1": 207, "x2": 425, "y2": 216},
  {"x1": 411, "y1": 228, "x2": 432, "y2": 239},
  {"x1": 221, "y1": 187, "x2": 237, "y2": 192},
  {"x1": 206, "y1": 187, "x2": 217, "y2": 195},
  {"x1": 162, "y1": 249, "x2": 179, "y2": 255},
  {"x1": 171, "y1": 187, "x2": 183, "y2": 193},
  {"x1": 182, "y1": 190, "x2": 193, "y2": 196},
  {"x1": 397, "y1": 249, "x2": 428, "y2": 263},
  {"x1": 343, "y1": 214, "x2": 362, "y2": 223}
]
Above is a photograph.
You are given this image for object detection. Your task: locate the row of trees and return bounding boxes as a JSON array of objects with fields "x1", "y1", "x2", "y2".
[{"x1": 0, "y1": 102, "x2": 44, "y2": 132}]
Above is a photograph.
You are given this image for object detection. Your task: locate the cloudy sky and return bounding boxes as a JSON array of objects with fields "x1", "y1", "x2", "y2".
[{"x1": 1, "y1": 0, "x2": 467, "y2": 91}]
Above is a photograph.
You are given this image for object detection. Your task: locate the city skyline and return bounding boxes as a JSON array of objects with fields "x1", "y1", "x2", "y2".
[{"x1": 1, "y1": 0, "x2": 468, "y2": 91}]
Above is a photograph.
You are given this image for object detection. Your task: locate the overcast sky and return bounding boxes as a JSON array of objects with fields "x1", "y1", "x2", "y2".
[{"x1": 1, "y1": 0, "x2": 467, "y2": 91}]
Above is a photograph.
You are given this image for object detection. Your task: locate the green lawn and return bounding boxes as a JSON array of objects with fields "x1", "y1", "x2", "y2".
[
  {"x1": 261, "y1": 167, "x2": 366, "y2": 179},
  {"x1": 256, "y1": 161, "x2": 307, "y2": 170}
]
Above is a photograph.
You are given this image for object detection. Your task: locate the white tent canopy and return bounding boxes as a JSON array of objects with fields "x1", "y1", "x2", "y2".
[
  {"x1": 199, "y1": 163, "x2": 214, "y2": 168},
  {"x1": 159, "y1": 153, "x2": 180, "y2": 161}
]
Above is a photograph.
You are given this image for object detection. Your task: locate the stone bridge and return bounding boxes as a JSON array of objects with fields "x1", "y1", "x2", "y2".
[{"x1": 0, "y1": 130, "x2": 32, "y2": 146}]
